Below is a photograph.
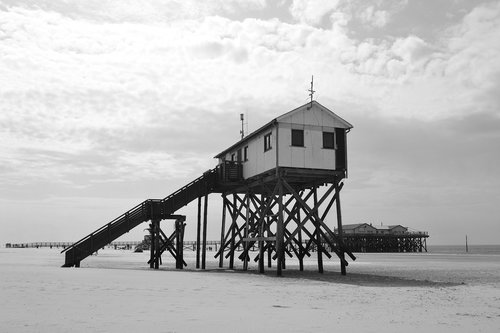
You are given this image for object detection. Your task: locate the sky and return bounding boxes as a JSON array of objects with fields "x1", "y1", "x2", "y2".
[{"x1": 1, "y1": 0, "x2": 499, "y2": 246}]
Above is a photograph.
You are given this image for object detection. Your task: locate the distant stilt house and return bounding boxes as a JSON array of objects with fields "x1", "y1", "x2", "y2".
[{"x1": 334, "y1": 223, "x2": 429, "y2": 253}]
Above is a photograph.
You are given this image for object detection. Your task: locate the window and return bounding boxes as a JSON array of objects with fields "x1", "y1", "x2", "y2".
[
  {"x1": 264, "y1": 133, "x2": 272, "y2": 151},
  {"x1": 243, "y1": 146, "x2": 248, "y2": 162},
  {"x1": 323, "y1": 131, "x2": 335, "y2": 149},
  {"x1": 291, "y1": 129, "x2": 304, "y2": 147},
  {"x1": 231, "y1": 153, "x2": 235, "y2": 161}
]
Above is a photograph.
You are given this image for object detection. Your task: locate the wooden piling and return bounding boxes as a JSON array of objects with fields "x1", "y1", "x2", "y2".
[
  {"x1": 277, "y1": 179, "x2": 284, "y2": 277},
  {"x1": 335, "y1": 182, "x2": 346, "y2": 275},
  {"x1": 202, "y1": 194, "x2": 208, "y2": 269},
  {"x1": 219, "y1": 194, "x2": 227, "y2": 268},
  {"x1": 196, "y1": 196, "x2": 201, "y2": 269}
]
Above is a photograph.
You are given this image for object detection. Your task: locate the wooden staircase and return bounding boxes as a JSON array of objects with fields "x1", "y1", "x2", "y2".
[{"x1": 61, "y1": 168, "x2": 219, "y2": 267}]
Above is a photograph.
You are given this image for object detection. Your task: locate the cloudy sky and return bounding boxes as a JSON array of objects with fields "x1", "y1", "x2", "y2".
[{"x1": 1, "y1": 0, "x2": 499, "y2": 246}]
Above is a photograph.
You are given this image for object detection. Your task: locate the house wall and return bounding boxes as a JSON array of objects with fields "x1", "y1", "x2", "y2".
[
  {"x1": 219, "y1": 127, "x2": 277, "y2": 179},
  {"x1": 217, "y1": 103, "x2": 351, "y2": 180},
  {"x1": 277, "y1": 123, "x2": 336, "y2": 170},
  {"x1": 277, "y1": 104, "x2": 349, "y2": 170}
]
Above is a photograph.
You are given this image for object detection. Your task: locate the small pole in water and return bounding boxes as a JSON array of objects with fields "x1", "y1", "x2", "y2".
[{"x1": 465, "y1": 235, "x2": 469, "y2": 253}]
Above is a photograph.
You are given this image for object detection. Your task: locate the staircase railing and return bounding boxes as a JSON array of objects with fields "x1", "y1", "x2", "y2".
[
  {"x1": 61, "y1": 166, "x2": 220, "y2": 266},
  {"x1": 61, "y1": 201, "x2": 148, "y2": 254}
]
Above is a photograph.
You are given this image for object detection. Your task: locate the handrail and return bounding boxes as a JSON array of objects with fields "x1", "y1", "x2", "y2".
[
  {"x1": 61, "y1": 167, "x2": 219, "y2": 254},
  {"x1": 61, "y1": 201, "x2": 147, "y2": 253},
  {"x1": 161, "y1": 168, "x2": 215, "y2": 202},
  {"x1": 337, "y1": 232, "x2": 429, "y2": 237}
]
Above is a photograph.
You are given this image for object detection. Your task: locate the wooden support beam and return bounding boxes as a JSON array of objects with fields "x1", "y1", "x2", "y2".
[
  {"x1": 267, "y1": 216, "x2": 273, "y2": 268},
  {"x1": 175, "y1": 219, "x2": 184, "y2": 269},
  {"x1": 280, "y1": 201, "x2": 330, "y2": 259},
  {"x1": 258, "y1": 194, "x2": 265, "y2": 274},
  {"x1": 281, "y1": 184, "x2": 334, "y2": 248},
  {"x1": 214, "y1": 196, "x2": 235, "y2": 259},
  {"x1": 238, "y1": 192, "x2": 277, "y2": 265},
  {"x1": 202, "y1": 194, "x2": 208, "y2": 270},
  {"x1": 243, "y1": 193, "x2": 250, "y2": 271},
  {"x1": 281, "y1": 179, "x2": 350, "y2": 266},
  {"x1": 276, "y1": 178, "x2": 284, "y2": 277},
  {"x1": 224, "y1": 221, "x2": 246, "y2": 259},
  {"x1": 224, "y1": 195, "x2": 247, "y2": 255},
  {"x1": 154, "y1": 220, "x2": 160, "y2": 269},
  {"x1": 148, "y1": 219, "x2": 188, "y2": 268},
  {"x1": 149, "y1": 221, "x2": 155, "y2": 269},
  {"x1": 335, "y1": 181, "x2": 346, "y2": 275},
  {"x1": 219, "y1": 194, "x2": 227, "y2": 268},
  {"x1": 297, "y1": 207, "x2": 304, "y2": 271},
  {"x1": 314, "y1": 188, "x2": 323, "y2": 273},
  {"x1": 196, "y1": 196, "x2": 201, "y2": 269},
  {"x1": 229, "y1": 194, "x2": 237, "y2": 269}
]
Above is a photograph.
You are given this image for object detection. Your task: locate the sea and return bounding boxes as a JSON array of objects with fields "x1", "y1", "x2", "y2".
[{"x1": 427, "y1": 244, "x2": 500, "y2": 255}]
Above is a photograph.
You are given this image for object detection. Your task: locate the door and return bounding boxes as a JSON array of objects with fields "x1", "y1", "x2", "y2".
[
  {"x1": 237, "y1": 148, "x2": 242, "y2": 163},
  {"x1": 335, "y1": 128, "x2": 346, "y2": 171}
]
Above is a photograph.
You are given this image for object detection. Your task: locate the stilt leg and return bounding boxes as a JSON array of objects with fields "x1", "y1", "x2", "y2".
[
  {"x1": 229, "y1": 194, "x2": 236, "y2": 269},
  {"x1": 149, "y1": 221, "x2": 155, "y2": 269},
  {"x1": 219, "y1": 195, "x2": 227, "y2": 268},
  {"x1": 196, "y1": 196, "x2": 201, "y2": 269},
  {"x1": 335, "y1": 182, "x2": 346, "y2": 276},
  {"x1": 243, "y1": 193, "x2": 250, "y2": 271},
  {"x1": 314, "y1": 188, "x2": 323, "y2": 274},
  {"x1": 202, "y1": 194, "x2": 208, "y2": 270},
  {"x1": 297, "y1": 207, "x2": 304, "y2": 271},
  {"x1": 277, "y1": 179, "x2": 284, "y2": 277}
]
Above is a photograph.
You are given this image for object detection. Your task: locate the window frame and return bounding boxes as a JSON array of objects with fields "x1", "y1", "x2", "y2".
[
  {"x1": 243, "y1": 146, "x2": 248, "y2": 162},
  {"x1": 291, "y1": 129, "x2": 304, "y2": 147},
  {"x1": 322, "y1": 131, "x2": 335, "y2": 149},
  {"x1": 264, "y1": 133, "x2": 272, "y2": 152}
]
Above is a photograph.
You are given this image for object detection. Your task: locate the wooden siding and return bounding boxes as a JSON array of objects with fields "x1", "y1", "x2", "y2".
[
  {"x1": 276, "y1": 103, "x2": 349, "y2": 171},
  {"x1": 277, "y1": 123, "x2": 336, "y2": 170},
  {"x1": 219, "y1": 127, "x2": 277, "y2": 179},
  {"x1": 216, "y1": 102, "x2": 351, "y2": 180}
]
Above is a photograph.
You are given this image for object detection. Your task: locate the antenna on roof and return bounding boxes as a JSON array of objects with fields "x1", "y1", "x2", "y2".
[
  {"x1": 240, "y1": 113, "x2": 245, "y2": 139},
  {"x1": 307, "y1": 75, "x2": 315, "y2": 109}
]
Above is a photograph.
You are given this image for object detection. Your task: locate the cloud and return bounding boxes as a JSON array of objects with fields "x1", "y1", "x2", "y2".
[
  {"x1": 2, "y1": 0, "x2": 500, "y2": 245},
  {"x1": 391, "y1": 35, "x2": 431, "y2": 63},
  {"x1": 358, "y1": 6, "x2": 389, "y2": 27},
  {"x1": 289, "y1": 0, "x2": 341, "y2": 25},
  {"x1": 444, "y1": 1, "x2": 500, "y2": 92},
  {"x1": 1, "y1": 0, "x2": 269, "y2": 23}
]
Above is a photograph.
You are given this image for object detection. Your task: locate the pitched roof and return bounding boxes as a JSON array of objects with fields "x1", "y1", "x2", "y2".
[
  {"x1": 377, "y1": 225, "x2": 407, "y2": 230},
  {"x1": 276, "y1": 100, "x2": 353, "y2": 128},
  {"x1": 342, "y1": 223, "x2": 372, "y2": 230}
]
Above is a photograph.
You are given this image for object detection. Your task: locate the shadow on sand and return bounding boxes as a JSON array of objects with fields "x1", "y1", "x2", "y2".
[{"x1": 147, "y1": 266, "x2": 462, "y2": 288}]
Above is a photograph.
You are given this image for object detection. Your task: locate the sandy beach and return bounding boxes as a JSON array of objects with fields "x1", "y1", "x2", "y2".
[{"x1": 1, "y1": 247, "x2": 499, "y2": 332}]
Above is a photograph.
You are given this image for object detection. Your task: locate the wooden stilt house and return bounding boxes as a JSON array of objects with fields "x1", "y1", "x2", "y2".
[
  {"x1": 63, "y1": 100, "x2": 356, "y2": 275},
  {"x1": 215, "y1": 101, "x2": 353, "y2": 180}
]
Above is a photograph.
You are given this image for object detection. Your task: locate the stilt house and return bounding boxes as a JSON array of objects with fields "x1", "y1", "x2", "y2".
[
  {"x1": 215, "y1": 101, "x2": 353, "y2": 180},
  {"x1": 63, "y1": 100, "x2": 357, "y2": 276}
]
